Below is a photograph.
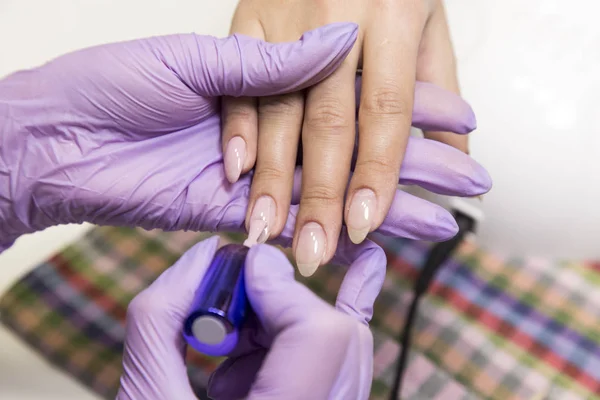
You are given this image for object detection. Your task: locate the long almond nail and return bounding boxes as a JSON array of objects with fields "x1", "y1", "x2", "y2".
[
  {"x1": 347, "y1": 189, "x2": 376, "y2": 244},
  {"x1": 295, "y1": 222, "x2": 326, "y2": 277},
  {"x1": 224, "y1": 136, "x2": 246, "y2": 183},
  {"x1": 245, "y1": 196, "x2": 276, "y2": 246}
]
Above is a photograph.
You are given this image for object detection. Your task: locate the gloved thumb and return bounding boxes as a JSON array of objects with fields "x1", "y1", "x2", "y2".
[
  {"x1": 154, "y1": 22, "x2": 358, "y2": 98},
  {"x1": 244, "y1": 244, "x2": 331, "y2": 333},
  {"x1": 117, "y1": 237, "x2": 220, "y2": 400}
]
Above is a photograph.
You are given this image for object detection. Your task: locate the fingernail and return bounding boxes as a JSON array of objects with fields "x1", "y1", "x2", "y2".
[
  {"x1": 347, "y1": 189, "x2": 377, "y2": 244},
  {"x1": 244, "y1": 196, "x2": 276, "y2": 246},
  {"x1": 224, "y1": 136, "x2": 246, "y2": 183},
  {"x1": 295, "y1": 222, "x2": 326, "y2": 277}
]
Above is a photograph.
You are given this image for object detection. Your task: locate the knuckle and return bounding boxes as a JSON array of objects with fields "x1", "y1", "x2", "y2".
[
  {"x1": 254, "y1": 162, "x2": 288, "y2": 182},
  {"x1": 225, "y1": 106, "x2": 254, "y2": 120},
  {"x1": 302, "y1": 184, "x2": 343, "y2": 207},
  {"x1": 362, "y1": 84, "x2": 408, "y2": 118},
  {"x1": 224, "y1": 102, "x2": 256, "y2": 123},
  {"x1": 355, "y1": 157, "x2": 399, "y2": 178},
  {"x1": 305, "y1": 98, "x2": 352, "y2": 131},
  {"x1": 258, "y1": 94, "x2": 303, "y2": 118}
]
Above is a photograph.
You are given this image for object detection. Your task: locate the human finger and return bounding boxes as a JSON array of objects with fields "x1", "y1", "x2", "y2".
[
  {"x1": 355, "y1": 77, "x2": 476, "y2": 134},
  {"x1": 221, "y1": 14, "x2": 265, "y2": 183},
  {"x1": 347, "y1": 5, "x2": 427, "y2": 245},
  {"x1": 244, "y1": 91, "x2": 305, "y2": 242},
  {"x1": 293, "y1": 53, "x2": 360, "y2": 277}
]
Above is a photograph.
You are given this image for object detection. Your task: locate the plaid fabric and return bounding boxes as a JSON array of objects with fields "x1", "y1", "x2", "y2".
[{"x1": 1, "y1": 226, "x2": 599, "y2": 400}]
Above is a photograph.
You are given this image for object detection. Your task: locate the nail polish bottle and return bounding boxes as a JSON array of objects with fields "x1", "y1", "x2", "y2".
[{"x1": 183, "y1": 243, "x2": 249, "y2": 356}]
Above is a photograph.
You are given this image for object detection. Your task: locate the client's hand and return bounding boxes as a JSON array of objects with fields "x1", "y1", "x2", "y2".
[{"x1": 118, "y1": 233, "x2": 385, "y2": 400}]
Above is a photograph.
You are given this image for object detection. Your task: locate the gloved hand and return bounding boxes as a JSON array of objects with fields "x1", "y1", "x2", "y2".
[
  {"x1": 0, "y1": 22, "x2": 491, "y2": 262},
  {"x1": 118, "y1": 232, "x2": 385, "y2": 400},
  {"x1": 0, "y1": 23, "x2": 358, "y2": 250}
]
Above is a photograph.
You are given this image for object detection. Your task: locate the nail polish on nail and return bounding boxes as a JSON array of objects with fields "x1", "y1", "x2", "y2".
[
  {"x1": 295, "y1": 222, "x2": 326, "y2": 277},
  {"x1": 347, "y1": 189, "x2": 376, "y2": 244},
  {"x1": 224, "y1": 136, "x2": 246, "y2": 183},
  {"x1": 244, "y1": 220, "x2": 267, "y2": 247},
  {"x1": 245, "y1": 196, "x2": 276, "y2": 246}
]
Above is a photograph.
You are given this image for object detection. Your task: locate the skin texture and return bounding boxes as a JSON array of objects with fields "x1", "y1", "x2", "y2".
[
  {"x1": 223, "y1": 0, "x2": 471, "y2": 274},
  {"x1": 0, "y1": 23, "x2": 491, "y2": 277},
  {"x1": 117, "y1": 234, "x2": 385, "y2": 400}
]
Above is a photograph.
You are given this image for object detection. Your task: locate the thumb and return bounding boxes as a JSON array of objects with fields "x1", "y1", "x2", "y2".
[
  {"x1": 156, "y1": 22, "x2": 358, "y2": 98},
  {"x1": 244, "y1": 244, "x2": 329, "y2": 333},
  {"x1": 242, "y1": 245, "x2": 355, "y2": 400},
  {"x1": 117, "y1": 237, "x2": 220, "y2": 400}
]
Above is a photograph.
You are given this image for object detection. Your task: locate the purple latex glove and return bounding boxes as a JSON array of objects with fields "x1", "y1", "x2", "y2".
[
  {"x1": 0, "y1": 23, "x2": 358, "y2": 249},
  {"x1": 118, "y1": 232, "x2": 384, "y2": 400},
  {"x1": 0, "y1": 22, "x2": 491, "y2": 259}
]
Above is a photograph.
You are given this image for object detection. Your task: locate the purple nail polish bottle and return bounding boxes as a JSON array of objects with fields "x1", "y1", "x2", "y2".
[{"x1": 183, "y1": 244, "x2": 249, "y2": 356}]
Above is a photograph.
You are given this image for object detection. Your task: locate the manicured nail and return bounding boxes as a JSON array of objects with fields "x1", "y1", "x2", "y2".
[
  {"x1": 347, "y1": 189, "x2": 376, "y2": 244},
  {"x1": 224, "y1": 136, "x2": 246, "y2": 183},
  {"x1": 245, "y1": 196, "x2": 276, "y2": 246},
  {"x1": 295, "y1": 222, "x2": 326, "y2": 277}
]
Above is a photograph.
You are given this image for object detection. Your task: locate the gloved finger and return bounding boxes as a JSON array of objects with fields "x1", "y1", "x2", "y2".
[
  {"x1": 334, "y1": 234, "x2": 387, "y2": 325},
  {"x1": 208, "y1": 349, "x2": 267, "y2": 400},
  {"x1": 416, "y1": 1, "x2": 470, "y2": 152},
  {"x1": 292, "y1": 136, "x2": 490, "y2": 200},
  {"x1": 117, "y1": 237, "x2": 219, "y2": 400},
  {"x1": 243, "y1": 244, "x2": 357, "y2": 399},
  {"x1": 156, "y1": 22, "x2": 358, "y2": 98},
  {"x1": 398, "y1": 137, "x2": 491, "y2": 197},
  {"x1": 244, "y1": 244, "x2": 332, "y2": 330},
  {"x1": 355, "y1": 76, "x2": 475, "y2": 134},
  {"x1": 277, "y1": 190, "x2": 458, "y2": 248}
]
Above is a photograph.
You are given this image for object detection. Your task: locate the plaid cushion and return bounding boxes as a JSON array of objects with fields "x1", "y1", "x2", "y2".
[{"x1": 1, "y1": 226, "x2": 599, "y2": 399}]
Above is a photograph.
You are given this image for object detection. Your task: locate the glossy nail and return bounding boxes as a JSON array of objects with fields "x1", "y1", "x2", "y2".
[
  {"x1": 245, "y1": 196, "x2": 276, "y2": 246},
  {"x1": 347, "y1": 189, "x2": 376, "y2": 244},
  {"x1": 295, "y1": 222, "x2": 326, "y2": 277},
  {"x1": 224, "y1": 136, "x2": 246, "y2": 183}
]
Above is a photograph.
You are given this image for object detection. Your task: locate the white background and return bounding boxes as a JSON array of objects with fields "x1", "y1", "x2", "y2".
[{"x1": 0, "y1": 0, "x2": 598, "y2": 398}]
